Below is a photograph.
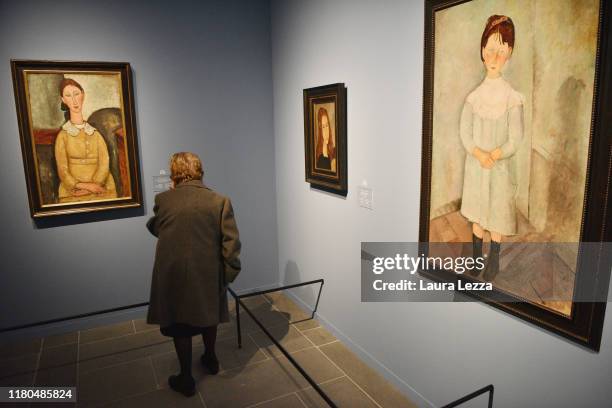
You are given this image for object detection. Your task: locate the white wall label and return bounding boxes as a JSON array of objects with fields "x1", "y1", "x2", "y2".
[
  {"x1": 153, "y1": 170, "x2": 172, "y2": 192},
  {"x1": 359, "y1": 186, "x2": 373, "y2": 210}
]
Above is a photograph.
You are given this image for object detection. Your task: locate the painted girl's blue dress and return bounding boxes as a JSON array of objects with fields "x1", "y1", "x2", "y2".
[{"x1": 460, "y1": 76, "x2": 523, "y2": 235}]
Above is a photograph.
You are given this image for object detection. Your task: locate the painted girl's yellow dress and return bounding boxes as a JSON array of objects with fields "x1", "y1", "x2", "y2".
[{"x1": 54, "y1": 121, "x2": 117, "y2": 203}]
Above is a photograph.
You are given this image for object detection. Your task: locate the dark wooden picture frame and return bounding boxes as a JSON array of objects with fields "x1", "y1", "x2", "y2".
[
  {"x1": 303, "y1": 83, "x2": 347, "y2": 196},
  {"x1": 11, "y1": 60, "x2": 142, "y2": 218},
  {"x1": 419, "y1": 0, "x2": 612, "y2": 350}
]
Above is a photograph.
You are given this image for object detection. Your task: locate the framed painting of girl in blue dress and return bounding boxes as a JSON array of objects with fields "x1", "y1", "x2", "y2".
[
  {"x1": 420, "y1": 0, "x2": 612, "y2": 350},
  {"x1": 11, "y1": 60, "x2": 142, "y2": 217},
  {"x1": 303, "y1": 83, "x2": 347, "y2": 196}
]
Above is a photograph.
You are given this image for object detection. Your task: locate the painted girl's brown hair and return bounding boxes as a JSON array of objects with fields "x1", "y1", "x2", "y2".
[
  {"x1": 315, "y1": 107, "x2": 335, "y2": 161},
  {"x1": 59, "y1": 78, "x2": 84, "y2": 95},
  {"x1": 59, "y1": 78, "x2": 85, "y2": 121},
  {"x1": 170, "y1": 152, "x2": 204, "y2": 185},
  {"x1": 480, "y1": 15, "x2": 515, "y2": 61}
]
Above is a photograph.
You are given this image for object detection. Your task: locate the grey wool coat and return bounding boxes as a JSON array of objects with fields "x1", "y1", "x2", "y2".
[{"x1": 146, "y1": 179, "x2": 241, "y2": 328}]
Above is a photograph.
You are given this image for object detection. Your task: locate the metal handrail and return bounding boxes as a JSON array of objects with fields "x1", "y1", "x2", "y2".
[
  {"x1": 441, "y1": 384, "x2": 494, "y2": 408},
  {"x1": 228, "y1": 279, "x2": 335, "y2": 407}
]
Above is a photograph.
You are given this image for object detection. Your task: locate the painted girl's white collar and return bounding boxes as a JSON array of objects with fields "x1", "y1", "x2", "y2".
[
  {"x1": 482, "y1": 75, "x2": 506, "y2": 85},
  {"x1": 62, "y1": 121, "x2": 95, "y2": 136},
  {"x1": 466, "y1": 75, "x2": 523, "y2": 120}
]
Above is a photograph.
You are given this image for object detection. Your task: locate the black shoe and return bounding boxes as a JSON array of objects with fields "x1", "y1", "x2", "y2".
[
  {"x1": 168, "y1": 374, "x2": 195, "y2": 397},
  {"x1": 467, "y1": 233, "x2": 484, "y2": 277},
  {"x1": 201, "y1": 353, "x2": 219, "y2": 375},
  {"x1": 483, "y1": 241, "x2": 501, "y2": 282}
]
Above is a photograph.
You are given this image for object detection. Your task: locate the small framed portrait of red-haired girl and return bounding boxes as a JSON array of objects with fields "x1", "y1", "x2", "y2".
[{"x1": 303, "y1": 83, "x2": 347, "y2": 196}]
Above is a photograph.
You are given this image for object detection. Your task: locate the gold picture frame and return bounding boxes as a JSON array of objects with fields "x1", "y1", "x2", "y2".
[{"x1": 11, "y1": 60, "x2": 142, "y2": 218}]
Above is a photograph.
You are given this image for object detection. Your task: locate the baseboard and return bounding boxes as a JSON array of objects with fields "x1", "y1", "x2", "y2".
[
  {"x1": 0, "y1": 281, "x2": 280, "y2": 344},
  {"x1": 0, "y1": 306, "x2": 149, "y2": 344},
  {"x1": 284, "y1": 290, "x2": 435, "y2": 408},
  {"x1": 230, "y1": 281, "x2": 280, "y2": 296}
]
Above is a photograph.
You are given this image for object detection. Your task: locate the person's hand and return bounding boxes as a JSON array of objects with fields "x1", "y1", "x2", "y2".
[
  {"x1": 474, "y1": 148, "x2": 495, "y2": 169},
  {"x1": 76, "y1": 182, "x2": 106, "y2": 194},
  {"x1": 490, "y1": 148, "x2": 502, "y2": 161},
  {"x1": 90, "y1": 184, "x2": 106, "y2": 194},
  {"x1": 72, "y1": 189, "x2": 91, "y2": 197}
]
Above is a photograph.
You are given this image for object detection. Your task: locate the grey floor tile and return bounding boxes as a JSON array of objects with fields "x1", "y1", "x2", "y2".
[
  {"x1": 237, "y1": 308, "x2": 290, "y2": 333},
  {"x1": 105, "y1": 388, "x2": 205, "y2": 408},
  {"x1": 152, "y1": 335, "x2": 268, "y2": 386},
  {"x1": 298, "y1": 376, "x2": 377, "y2": 408},
  {"x1": 35, "y1": 343, "x2": 78, "y2": 386},
  {"x1": 292, "y1": 319, "x2": 321, "y2": 332},
  {"x1": 0, "y1": 354, "x2": 38, "y2": 379},
  {"x1": 212, "y1": 336, "x2": 268, "y2": 372},
  {"x1": 301, "y1": 327, "x2": 336, "y2": 346},
  {"x1": 0, "y1": 372, "x2": 34, "y2": 387},
  {"x1": 0, "y1": 338, "x2": 41, "y2": 360},
  {"x1": 319, "y1": 342, "x2": 417, "y2": 408},
  {"x1": 271, "y1": 347, "x2": 343, "y2": 387},
  {"x1": 40, "y1": 343, "x2": 78, "y2": 369},
  {"x1": 133, "y1": 318, "x2": 157, "y2": 333},
  {"x1": 248, "y1": 325, "x2": 313, "y2": 357},
  {"x1": 35, "y1": 363, "x2": 77, "y2": 386},
  {"x1": 9, "y1": 294, "x2": 415, "y2": 408},
  {"x1": 197, "y1": 348, "x2": 340, "y2": 407},
  {"x1": 44, "y1": 332, "x2": 78, "y2": 349},
  {"x1": 262, "y1": 292, "x2": 284, "y2": 303},
  {"x1": 228, "y1": 294, "x2": 269, "y2": 315},
  {"x1": 253, "y1": 393, "x2": 306, "y2": 408},
  {"x1": 240, "y1": 295, "x2": 270, "y2": 309},
  {"x1": 264, "y1": 293, "x2": 321, "y2": 331},
  {"x1": 0, "y1": 403, "x2": 32, "y2": 408},
  {"x1": 78, "y1": 358, "x2": 157, "y2": 407},
  {"x1": 196, "y1": 358, "x2": 303, "y2": 408},
  {"x1": 79, "y1": 321, "x2": 134, "y2": 344},
  {"x1": 151, "y1": 351, "x2": 188, "y2": 389},
  {"x1": 79, "y1": 330, "x2": 173, "y2": 374},
  {"x1": 264, "y1": 293, "x2": 313, "y2": 323},
  {"x1": 152, "y1": 343, "x2": 209, "y2": 388},
  {"x1": 217, "y1": 320, "x2": 238, "y2": 340}
]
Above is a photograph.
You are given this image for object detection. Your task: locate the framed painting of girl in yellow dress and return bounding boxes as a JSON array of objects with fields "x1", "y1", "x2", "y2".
[
  {"x1": 11, "y1": 60, "x2": 142, "y2": 217},
  {"x1": 419, "y1": 0, "x2": 612, "y2": 350}
]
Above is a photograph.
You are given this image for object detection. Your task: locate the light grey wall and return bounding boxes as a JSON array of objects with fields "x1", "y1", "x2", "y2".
[
  {"x1": 0, "y1": 0, "x2": 278, "y2": 332},
  {"x1": 270, "y1": 0, "x2": 612, "y2": 407}
]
